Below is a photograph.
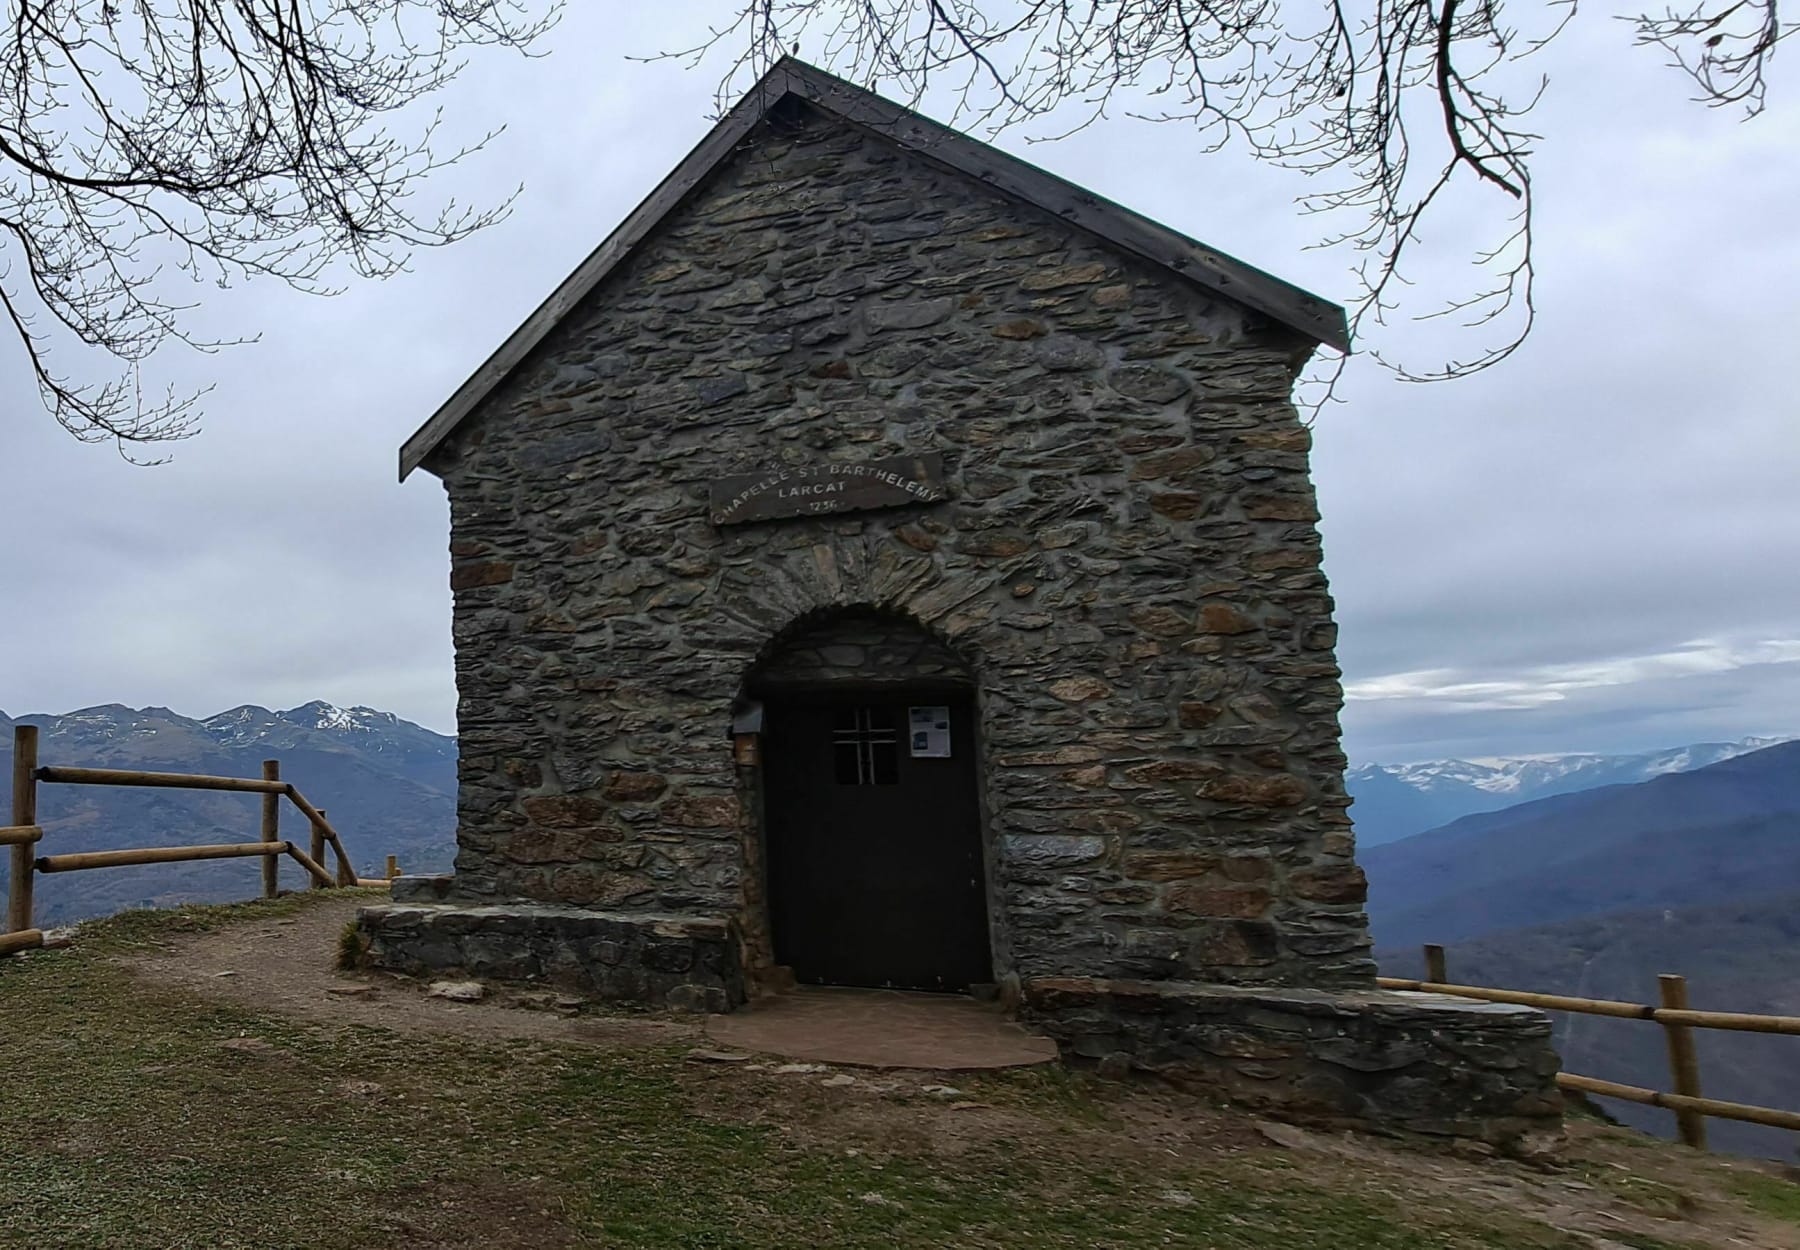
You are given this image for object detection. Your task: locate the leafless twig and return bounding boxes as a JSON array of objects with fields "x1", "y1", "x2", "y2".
[
  {"x1": 1, "y1": 0, "x2": 558, "y2": 454},
  {"x1": 659, "y1": 0, "x2": 1788, "y2": 400}
]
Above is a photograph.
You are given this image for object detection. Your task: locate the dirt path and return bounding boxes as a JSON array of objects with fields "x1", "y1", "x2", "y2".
[
  {"x1": 116, "y1": 895, "x2": 1800, "y2": 1250},
  {"x1": 121, "y1": 895, "x2": 700, "y2": 1048}
]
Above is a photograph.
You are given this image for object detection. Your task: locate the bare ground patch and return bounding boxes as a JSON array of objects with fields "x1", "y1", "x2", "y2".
[
  {"x1": 120, "y1": 893, "x2": 700, "y2": 1049},
  {"x1": 79, "y1": 893, "x2": 1800, "y2": 1250}
]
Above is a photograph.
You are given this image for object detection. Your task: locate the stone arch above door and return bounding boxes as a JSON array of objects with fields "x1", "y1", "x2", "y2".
[{"x1": 744, "y1": 607, "x2": 977, "y2": 695}]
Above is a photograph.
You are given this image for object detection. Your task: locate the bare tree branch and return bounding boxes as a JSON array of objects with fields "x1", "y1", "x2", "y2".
[
  {"x1": 0, "y1": 0, "x2": 559, "y2": 454},
  {"x1": 661, "y1": 0, "x2": 1789, "y2": 398}
]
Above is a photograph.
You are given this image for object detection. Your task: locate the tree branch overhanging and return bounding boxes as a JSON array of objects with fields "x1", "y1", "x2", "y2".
[
  {"x1": 660, "y1": 0, "x2": 1788, "y2": 398},
  {"x1": 1, "y1": 0, "x2": 558, "y2": 454}
]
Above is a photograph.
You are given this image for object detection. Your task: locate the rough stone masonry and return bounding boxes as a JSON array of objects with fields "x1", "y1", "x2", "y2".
[{"x1": 358, "y1": 58, "x2": 1562, "y2": 1147}]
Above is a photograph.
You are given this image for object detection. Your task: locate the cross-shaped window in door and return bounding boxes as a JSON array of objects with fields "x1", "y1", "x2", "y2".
[{"x1": 832, "y1": 706, "x2": 900, "y2": 785}]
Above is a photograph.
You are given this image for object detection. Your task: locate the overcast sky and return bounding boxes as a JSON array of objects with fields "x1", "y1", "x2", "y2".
[{"x1": 1, "y1": 6, "x2": 1795, "y2": 764}]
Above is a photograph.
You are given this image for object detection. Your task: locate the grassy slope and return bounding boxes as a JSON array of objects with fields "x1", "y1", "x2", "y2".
[{"x1": 1, "y1": 897, "x2": 1795, "y2": 1250}]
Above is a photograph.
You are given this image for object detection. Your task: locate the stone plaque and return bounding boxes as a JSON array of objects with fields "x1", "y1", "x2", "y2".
[{"x1": 708, "y1": 454, "x2": 946, "y2": 526}]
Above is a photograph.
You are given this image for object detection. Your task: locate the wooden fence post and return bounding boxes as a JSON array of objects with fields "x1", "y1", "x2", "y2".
[
  {"x1": 8, "y1": 726, "x2": 38, "y2": 932},
  {"x1": 260, "y1": 760, "x2": 280, "y2": 899},
  {"x1": 1423, "y1": 944, "x2": 1448, "y2": 985},
  {"x1": 1659, "y1": 974, "x2": 1708, "y2": 1149},
  {"x1": 310, "y1": 809, "x2": 328, "y2": 890},
  {"x1": 385, "y1": 855, "x2": 399, "y2": 881}
]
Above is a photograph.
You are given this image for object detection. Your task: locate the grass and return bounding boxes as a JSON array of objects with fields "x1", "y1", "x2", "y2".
[
  {"x1": 1729, "y1": 1170, "x2": 1800, "y2": 1225},
  {"x1": 337, "y1": 916, "x2": 370, "y2": 970},
  {"x1": 0, "y1": 895, "x2": 1787, "y2": 1249}
]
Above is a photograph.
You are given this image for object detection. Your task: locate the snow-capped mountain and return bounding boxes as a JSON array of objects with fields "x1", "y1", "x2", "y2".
[
  {"x1": 208, "y1": 699, "x2": 424, "y2": 738},
  {"x1": 1348, "y1": 736, "x2": 1791, "y2": 846},
  {"x1": 202, "y1": 701, "x2": 456, "y2": 775},
  {"x1": 204, "y1": 698, "x2": 437, "y2": 741}
]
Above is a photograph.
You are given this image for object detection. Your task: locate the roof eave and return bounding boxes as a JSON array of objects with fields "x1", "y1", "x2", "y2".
[{"x1": 397, "y1": 63, "x2": 796, "y2": 481}]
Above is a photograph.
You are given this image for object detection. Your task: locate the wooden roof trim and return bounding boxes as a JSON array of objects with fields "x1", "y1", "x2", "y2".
[
  {"x1": 399, "y1": 57, "x2": 1348, "y2": 481},
  {"x1": 397, "y1": 69, "x2": 785, "y2": 480}
]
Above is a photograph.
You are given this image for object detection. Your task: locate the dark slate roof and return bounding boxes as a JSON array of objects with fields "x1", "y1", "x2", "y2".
[{"x1": 399, "y1": 57, "x2": 1349, "y2": 480}]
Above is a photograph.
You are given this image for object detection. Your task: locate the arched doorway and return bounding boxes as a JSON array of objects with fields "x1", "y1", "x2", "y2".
[{"x1": 747, "y1": 611, "x2": 992, "y2": 992}]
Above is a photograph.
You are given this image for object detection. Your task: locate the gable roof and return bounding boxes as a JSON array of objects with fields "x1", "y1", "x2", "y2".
[{"x1": 399, "y1": 57, "x2": 1349, "y2": 481}]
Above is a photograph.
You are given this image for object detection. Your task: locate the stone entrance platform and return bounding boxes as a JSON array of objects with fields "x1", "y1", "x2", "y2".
[
  {"x1": 1024, "y1": 977, "x2": 1563, "y2": 1148},
  {"x1": 705, "y1": 987, "x2": 1059, "y2": 1070},
  {"x1": 355, "y1": 893, "x2": 1561, "y2": 1148},
  {"x1": 356, "y1": 899, "x2": 746, "y2": 1013}
]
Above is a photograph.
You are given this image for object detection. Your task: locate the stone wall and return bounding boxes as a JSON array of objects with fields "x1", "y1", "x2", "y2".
[
  {"x1": 359, "y1": 901, "x2": 744, "y2": 1012},
  {"x1": 1025, "y1": 978, "x2": 1564, "y2": 1149},
  {"x1": 749, "y1": 610, "x2": 974, "y2": 691},
  {"x1": 426, "y1": 97, "x2": 1370, "y2": 990}
]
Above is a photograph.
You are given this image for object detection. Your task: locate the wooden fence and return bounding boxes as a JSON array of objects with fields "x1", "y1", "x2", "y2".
[
  {"x1": 1380, "y1": 943, "x2": 1800, "y2": 1149},
  {"x1": 3, "y1": 725, "x2": 395, "y2": 955}
]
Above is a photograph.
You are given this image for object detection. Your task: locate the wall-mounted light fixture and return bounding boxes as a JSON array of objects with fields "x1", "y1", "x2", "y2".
[
  {"x1": 732, "y1": 733, "x2": 761, "y2": 767},
  {"x1": 729, "y1": 699, "x2": 765, "y2": 768}
]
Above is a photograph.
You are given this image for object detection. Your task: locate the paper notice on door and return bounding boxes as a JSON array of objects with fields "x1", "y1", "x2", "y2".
[{"x1": 908, "y1": 705, "x2": 951, "y2": 758}]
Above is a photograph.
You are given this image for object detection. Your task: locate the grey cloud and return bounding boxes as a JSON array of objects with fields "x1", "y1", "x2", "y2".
[{"x1": 2, "y1": 5, "x2": 1795, "y2": 763}]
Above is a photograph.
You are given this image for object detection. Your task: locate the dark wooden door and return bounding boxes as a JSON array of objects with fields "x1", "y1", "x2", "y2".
[{"x1": 763, "y1": 693, "x2": 991, "y2": 991}]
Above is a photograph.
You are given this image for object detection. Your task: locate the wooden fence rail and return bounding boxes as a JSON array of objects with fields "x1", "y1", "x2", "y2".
[
  {"x1": 37, "y1": 842, "x2": 291, "y2": 872},
  {"x1": 1380, "y1": 947, "x2": 1800, "y2": 1149},
  {"x1": 3, "y1": 725, "x2": 395, "y2": 952},
  {"x1": 32, "y1": 766, "x2": 290, "y2": 793},
  {"x1": 1557, "y1": 1074, "x2": 1800, "y2": 1134},
  {"x1": 1374, "y1": 976, "x2": 1800, "y2": 1035},
  {"x1": 0, "y1": 929, "x2": 44, "y2": 956}
]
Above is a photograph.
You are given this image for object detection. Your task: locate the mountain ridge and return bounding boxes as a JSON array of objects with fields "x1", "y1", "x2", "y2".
[
  {"x1": 1346, "y1": 735, "x2": 1790, "y2": 845},
  {"x1": 0, "y1": 702, "x2": 457, "y2": 924},
  {"x1": 1362, "y1": 738, "x2": 1800, "y2": 950}
]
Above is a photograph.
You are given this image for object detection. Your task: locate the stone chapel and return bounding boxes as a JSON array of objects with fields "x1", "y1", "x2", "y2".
[{"x1": 359, "y1": 58, "x2": 1560, "y2": 1145}]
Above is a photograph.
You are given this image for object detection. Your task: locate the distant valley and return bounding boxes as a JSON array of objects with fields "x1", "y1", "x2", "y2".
[
  {"x1": 1364, "y1": 739, "x2": 1800, "y2": 1160},
  {"x1": 1377, "y1": 894, "x2": 1800, "y2": 1160},
  {"x1": 0, "y1": 703, "x2": 456, "y2": 925}
]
